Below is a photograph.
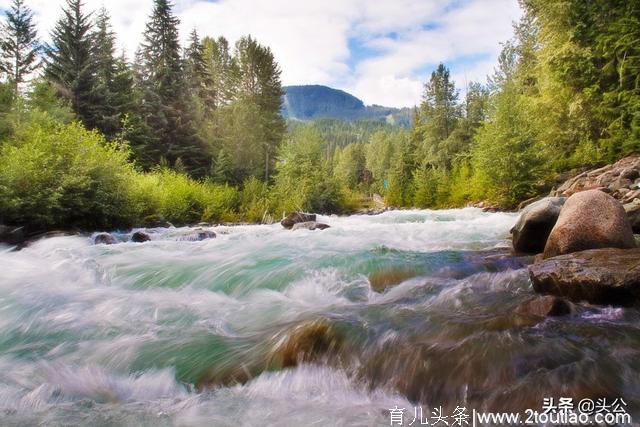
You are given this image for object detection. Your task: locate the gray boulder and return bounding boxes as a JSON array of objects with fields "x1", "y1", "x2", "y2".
[
  {"x1": 281, "y1": 212, "x2": 316, "y2": 229},
  {"x1": 543, "y1": 190, "x2": 636, "y2": 258},
  {"x1": 510, "y1": 197, "x2": 565, "y2": 253}
]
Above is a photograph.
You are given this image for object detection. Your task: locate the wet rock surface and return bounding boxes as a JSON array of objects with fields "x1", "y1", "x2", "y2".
[
  {"x1": 176, "y1": 229, "x2": 216, "y2": 241},
  {"x1": 529, "y1": 248, "x2": 640, "y2": 305},
  {"x1": 131, "y1": 231, "x2": 151, "y2": 242},
  {"x1": 511, "y1": 197, "x2": 565, "y2": 253},
  {"x1": 270, "y1": 320, "x2": 343, "y2": 368},
  {"x1": 94, "y1": 232, "x2": 118, "y2": 245},
  {"x1": 290, "y1": 221, "x2": 330, "y2": 231},
  {"x1": 368, "y1": 268, "x2": 420, "y2": 292},
  {"x1": 281, "y1": 212, "x2": 317, "y2": 229},
  {"x1": 513, "y1": 295, "x2": 572, "y2": 317}
]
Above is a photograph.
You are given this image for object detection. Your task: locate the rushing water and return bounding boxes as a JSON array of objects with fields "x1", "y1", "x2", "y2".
[{"x1": 1, "y1": 208, "x2": 639, "y2": 426}]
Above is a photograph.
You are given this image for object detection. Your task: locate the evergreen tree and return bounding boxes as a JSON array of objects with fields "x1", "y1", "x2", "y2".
[
  {"x1": 211, "y1": 148, "x2": 231, "y2": 183},
  {"x1": 0, "y1": 0, "x2": 39, "y2": 94},
  {"x1": 138, "y1": 0, "x2": 207, "y2": 176},
  {"x1": 385, "y1": 133, "x2": 414, "y2": 206},
  {"x1": 415, "y1": 63, "x2": 461, "y2": 168},
  {"x1": 44, "y1": 0, "x2": 98, "y2": 128},
  {"x1": 184, "y1": 29, "x2": 205, "y2": 98},
  {"x1": 92, "y1": 8, "x2": 119, "y2": 137},
  {"x1": 334, "y1": 143, "x2": 365, "y2": 189}
]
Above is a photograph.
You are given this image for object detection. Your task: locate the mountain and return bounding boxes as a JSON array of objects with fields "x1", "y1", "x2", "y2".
[{"x1": 282, "y1": 85, "x2": 412, "y2": 127}]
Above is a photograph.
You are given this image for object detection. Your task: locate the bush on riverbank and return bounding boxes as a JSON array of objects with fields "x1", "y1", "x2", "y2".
[
  {"x1": 0, "y1": 114, "x2": 359, "y2": 232},
  {"x1": 0, "y1": 114, "x2": 138, "y2": 230}
]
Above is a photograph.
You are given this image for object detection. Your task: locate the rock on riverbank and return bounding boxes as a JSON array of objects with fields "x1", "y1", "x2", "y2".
[
  {"x1": 511, "y1": 197, "x2": 565, "y2": 253},
  {"x1": 543, "y1": 190, "x2": 636, "y2": 258},
  {"x1": 550, "y1": 154, "x2": 640, "y2": 231},
  {"x1": 529, "y1": 248, "x2": 640, "y2": 306}
]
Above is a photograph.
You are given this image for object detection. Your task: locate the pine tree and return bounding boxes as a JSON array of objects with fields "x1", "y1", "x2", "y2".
[
  {"x1": 184, "y1": 29, "x2": 205, "y2": 98},
  {"x1": 138, "y1": 0, "x2": 207, "y2": 176},
  {"x1": 415, "y1": 63, "x2": 461, "y2": 168},
  {"x1": 44, "y1": 0, "x2": 97, "y2": 128},
  {"x1": 212, "y1": 148, "x2": 231, "y2": 183},
  {"x1": 0, "y1": 0, "x2": 40, "y2": 94},
  {"x1": 92, "y1": 8, "x2": 119, "y2": 137}
]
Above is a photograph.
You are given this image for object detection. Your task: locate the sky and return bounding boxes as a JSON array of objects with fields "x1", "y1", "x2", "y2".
[{"x1": 2, "y1": 0, "x2": 522, "y2": 108}]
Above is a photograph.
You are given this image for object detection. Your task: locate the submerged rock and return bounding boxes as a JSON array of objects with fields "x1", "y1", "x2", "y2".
[
  {"x1": 176, "y1": 229, "x2": 216, "y2": 241},
  {"x1": 369, "y1": 268, "x2": 419, "y2": 292},
  {"x1": 270, "y1": 320, "x2": 342, "y2": 368},
  {"x1": 529, "y1": 248, "x2": 640, "y2": 305},
  {"x1": 290, "y1": 221, "x2": 330, "y2": 231},
  {"x1": 131, "y1": 231, "x2": 151, "y2": 243},
  {"x1": 543, "y1": 190, "x2": 636, "y2": 258},
  {"x1": 511, "y1": 197, "x2": 565, "y2": 253},
  {"x1": 94, "y1": 233, "x2": 118, "y2": 245},
  {"x1": 514, "y1": 295, "x2": 572, "y2": 317},
  {"x1": 281, "y1": 212, "x2": 316, "y2": 229}
]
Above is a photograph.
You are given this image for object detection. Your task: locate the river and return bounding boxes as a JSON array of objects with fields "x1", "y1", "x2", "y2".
[{"x1": 1, "y1": 209, "x2": 638, "y2": 426}]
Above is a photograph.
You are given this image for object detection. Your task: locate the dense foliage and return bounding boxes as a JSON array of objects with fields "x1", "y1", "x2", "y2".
[
  {"x1": 0, "y1": 0, "x2": 638, "y2": 232},
  {"x1": 308, "y1": 0, "x2": 640, "y2": 209}
]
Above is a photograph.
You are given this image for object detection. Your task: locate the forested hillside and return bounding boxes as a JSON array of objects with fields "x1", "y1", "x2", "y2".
[
  {"x1": 0, "y1": 0, "x2": 638, "y2": 232},
  {"x1": 282, "y1": 85, "x2": 412, "y2": 126}
]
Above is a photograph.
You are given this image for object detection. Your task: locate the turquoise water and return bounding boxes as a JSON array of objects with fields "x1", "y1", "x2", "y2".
[{"x1": 1, "y1": 209, "x2": 639, "y2": 426}]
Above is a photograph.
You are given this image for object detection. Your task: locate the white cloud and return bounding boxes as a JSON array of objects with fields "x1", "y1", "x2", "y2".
[{"x1": 5, "y1": 0, "x2": 521, "y2": 108}]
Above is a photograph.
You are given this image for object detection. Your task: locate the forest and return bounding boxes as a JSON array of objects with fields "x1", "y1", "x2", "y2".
[{"x1": 0, "y1": 0, "x2": 638, "y2": 232}]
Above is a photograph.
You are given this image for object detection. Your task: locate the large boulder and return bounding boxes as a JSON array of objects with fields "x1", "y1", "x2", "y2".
[
  {"x1": 291, "y1": 221, "x2": 330, "y2": 231},
  {"x1": 281, "y1": 212, "x2": 316, "y2": 229},
  {"x1": 543, "y1": 190, "x2": 636, "y2": 258},
  {"x1": 511, "y1": 197, "x2": 565, "y2": 253},
  {"x1": 529, "y1": 248, "x2": 640, "y2": 306}
]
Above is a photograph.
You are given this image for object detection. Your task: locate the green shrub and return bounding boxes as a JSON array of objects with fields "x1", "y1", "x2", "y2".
[
  {"x1": 239, "y1": 177, "x2": 271, "y2": 223},
  {"x1": 201, "y1": 183, "x2": 239, "y2": 223},
  {"x1": 128, "y1": 169, "x2": 240, "y2": 226},
  {"x1": 0, "y1": 114, "x2": 137, "y2": 230}
]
